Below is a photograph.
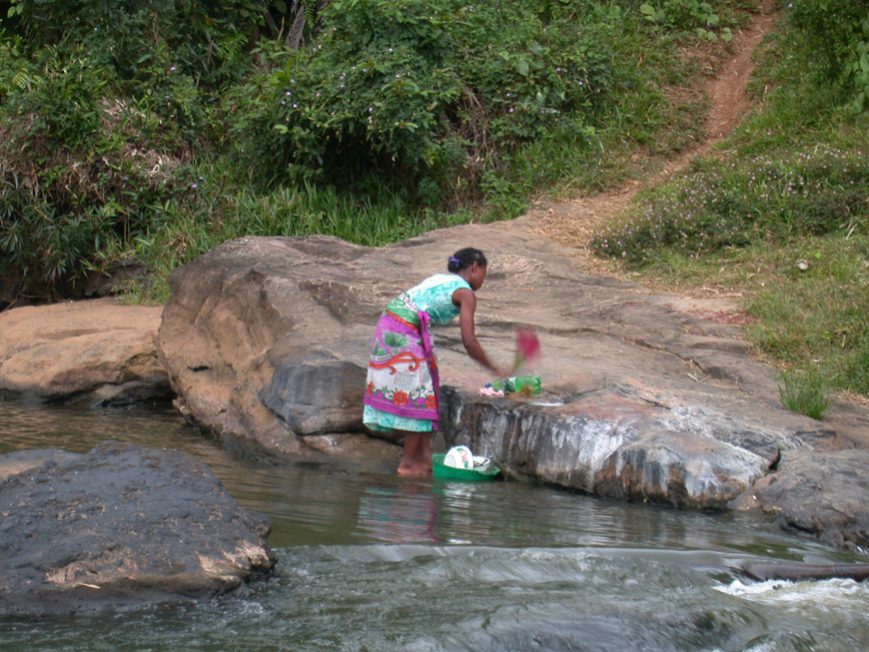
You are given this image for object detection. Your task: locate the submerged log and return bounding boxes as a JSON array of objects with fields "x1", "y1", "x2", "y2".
[{"x1": 740, "y1": 562, "x2": 869, "y2": 583}]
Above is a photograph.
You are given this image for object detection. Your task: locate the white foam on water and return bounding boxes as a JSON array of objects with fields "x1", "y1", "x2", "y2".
[
  {"x1": 741, "y1": 643, "x2": 777, "y2": 652},
  {"x1": 714, "y1": 577, "x2": 867, "y2": 610}
]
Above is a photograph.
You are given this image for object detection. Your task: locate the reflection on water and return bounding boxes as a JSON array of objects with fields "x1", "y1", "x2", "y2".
[
  {"x1": 1, "y1": 400, "x2": 868, "y2": 650},
  {"x1": 357, "y1": 484, "x2": 441, "y2": 543}
]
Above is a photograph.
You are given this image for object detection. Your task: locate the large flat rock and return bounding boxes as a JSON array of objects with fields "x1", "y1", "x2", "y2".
[
  {"x1": 156, "y1": 219, "x2": 860, "y2": 514},
  {"x1": 0, "y1": 442, "x2": 274, "y2": 616}
]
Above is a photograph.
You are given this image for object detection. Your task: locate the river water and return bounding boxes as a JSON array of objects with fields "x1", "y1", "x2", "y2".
[{"x1": 1, "y1": 401, "x2": 867, "y2": 651}]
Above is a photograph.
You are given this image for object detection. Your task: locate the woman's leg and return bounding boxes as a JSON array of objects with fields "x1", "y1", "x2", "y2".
[
  {"x1": 397, "y1": 431, "x2": 431, "y2": 477},
  {"x1": 421, "y1": 434, "x2": 433, "y2": 471}
]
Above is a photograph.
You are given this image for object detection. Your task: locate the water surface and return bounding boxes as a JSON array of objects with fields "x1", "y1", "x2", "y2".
[{"x1": 1, "y1": 401, "x2": 866, "y2": 650}]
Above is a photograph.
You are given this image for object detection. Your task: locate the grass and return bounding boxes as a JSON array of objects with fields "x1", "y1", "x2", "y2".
[
  {"x1": 127, "y1": 178, "x2": 469, "y2": 303},
  {"x1": 589, "y1": 12, "x2": 869, "y2": 410},
  {"x1": 778, "y1": 368, "x2": 830, "y2": 420}
]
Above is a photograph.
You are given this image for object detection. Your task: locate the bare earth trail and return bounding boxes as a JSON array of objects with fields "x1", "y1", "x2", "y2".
[
  {"x1": 519, "y1": 1, "x2": 869, "y2": 447},
  {"x1": 529, "y1": 1, "x2": 780, "y2": 278}
]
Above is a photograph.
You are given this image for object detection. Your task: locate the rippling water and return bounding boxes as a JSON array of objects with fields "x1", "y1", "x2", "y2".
[{"x1": 1, "y1": 401, "x2": 867, "y2": 650}]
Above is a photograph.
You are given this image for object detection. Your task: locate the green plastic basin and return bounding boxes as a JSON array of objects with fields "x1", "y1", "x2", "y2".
[{"x1": 432, "y1": 453, "x2": 500, "y2": 482}]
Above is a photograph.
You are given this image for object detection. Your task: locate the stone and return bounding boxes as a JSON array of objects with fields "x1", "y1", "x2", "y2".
[
  {"x1": 0, "y1": 298, "x2": 171, "y2": 406},
  {"x1": 154, "y1": 221, "x2": 862, "y2": 515},
  {"x1": 441, "y1": 386, "x2": 790, "y2": 509},
  {"x1": 0, "y1": 442, "x2": 275, "y2": 616},
  {"x1": 749, "y1": 448, "x2": 869, "y2": 549},
  {"x1": 260, "y1": 352, "x2": 366, "y2": 435}
]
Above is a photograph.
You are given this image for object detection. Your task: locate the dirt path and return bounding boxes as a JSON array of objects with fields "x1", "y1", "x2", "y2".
[
  {"x1": 523, "y1": 1, "x2": 869, "y2": 448},
  {"x1": 526, "y1": 1, "x2": 780, "y2": 279}
]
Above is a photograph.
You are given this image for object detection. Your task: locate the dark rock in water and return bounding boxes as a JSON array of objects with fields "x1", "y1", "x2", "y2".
[
  {"x1": 740, "y1": 561, "x2": 869, "y2": 582},
  {"x1": 0, "y1": 442, "x2": 275, "y2": 616},
  {"x1": 749, "y1": 448, "x2": 869, "y2": 550}
]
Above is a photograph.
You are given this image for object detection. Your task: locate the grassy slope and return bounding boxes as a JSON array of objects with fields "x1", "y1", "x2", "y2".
[{"x1": 592, "y1": 8, "x2": 868, "y2": 412}]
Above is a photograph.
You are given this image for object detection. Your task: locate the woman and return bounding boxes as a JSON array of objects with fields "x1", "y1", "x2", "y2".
[{"x1": 362, "y1": 247, "x2": 511, "y2": 477}]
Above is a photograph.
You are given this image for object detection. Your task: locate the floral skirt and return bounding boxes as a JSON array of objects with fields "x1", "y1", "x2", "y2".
[{"x1": 363, "y1": 310, "x2": 439, "y2": 433}]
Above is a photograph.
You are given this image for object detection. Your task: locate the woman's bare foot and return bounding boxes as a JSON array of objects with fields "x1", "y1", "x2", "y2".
[
  {"x1": 397, "y1": 463, "x2": 431, "y2": 478},
  {"x1": 397, "y1": 432, "x2": 432, "y2": 477}
]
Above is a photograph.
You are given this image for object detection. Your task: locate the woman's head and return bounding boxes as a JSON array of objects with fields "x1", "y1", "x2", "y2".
[{"x1": 447, "y1": 247, "x2": 488, "y2": 290}]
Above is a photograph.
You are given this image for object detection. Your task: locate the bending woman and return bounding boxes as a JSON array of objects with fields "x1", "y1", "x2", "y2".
[{"x1": 362, "y1": 247, "x2": 511, "y2": 477}]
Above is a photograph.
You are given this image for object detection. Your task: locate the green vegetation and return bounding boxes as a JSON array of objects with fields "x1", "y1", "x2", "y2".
[
  {"x1": 778, "y1": 368, "x2": 830, "y2": 421},
  {"x1": 0, "y1": 0, "x2": 744, "y2": 301},
  {"x1": 591, "y1": 0, "x2": 868, "y2": 410},
  {"x1": 1, "y1": 1, "x2": 865, "y2": 413}
]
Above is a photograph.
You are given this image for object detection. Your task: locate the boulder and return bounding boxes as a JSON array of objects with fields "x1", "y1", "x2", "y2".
[
  {"x1": 747, "y1": 448, "x2": 869, "y2": 549},
  {"x1": 157, "y1": 235, "x2": 386, "y2": 457},
  {"x1": 0, "y1": 298, "x2": 171, "y2": 406},
  {"x1": 156, "y1": 220, "x2": 851, "y2": 511},
  {"x1": 441, "y1": 386, "x2": 808, "y2": 509},
  {"x1": 0, "y1": 442, "x2": 274, "y2": 616}
]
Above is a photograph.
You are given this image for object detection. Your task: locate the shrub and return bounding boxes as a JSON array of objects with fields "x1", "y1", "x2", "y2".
[
  {"x1": 639, "y1": 0, "x2": 737, "y2": 41},
  {"x1": 788, "y1": 0, "x2": 869, "y2": 111},
  {"x1": 590, "y1": 145, "x2": 868, "y2": 263},
  {"x1": 230, "y1": 0, "x2": 615, "y2": 204},
  {"x1": 0, "y1": 38, "x2": 192, "y2": 294}
]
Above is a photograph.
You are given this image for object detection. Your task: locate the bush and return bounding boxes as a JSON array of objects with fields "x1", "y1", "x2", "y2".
[
  {"x1": 788, "y1": 0, "x2": 869, "y2": 111},
  {"x1": 230, "y1": 0, "x2": 615, "y2": 204},
  {"x1": 0, "y1": 38, "x2": 192, "y2": 293},
  {"x1": 639, "y1": 0, "x2": 738, "y2": 41},
  {"x1": 590, "y1": 145, "x2": 868, "y2": 263}
]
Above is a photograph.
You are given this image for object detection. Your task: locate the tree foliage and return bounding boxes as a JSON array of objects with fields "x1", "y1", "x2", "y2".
[
  {"x1": 0, "y1": 1, "x2": 861, "y2": 303},
  {"x1": 231, "y1": 0, "x2": 614, "y2": 200}
]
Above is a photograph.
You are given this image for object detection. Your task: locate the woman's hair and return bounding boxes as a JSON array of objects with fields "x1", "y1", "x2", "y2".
[{"x1": 447, "y1": 247, "x2": 487, "y2": 273}]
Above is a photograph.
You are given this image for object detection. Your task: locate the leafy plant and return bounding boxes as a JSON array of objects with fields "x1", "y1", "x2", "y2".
[
  {"x1": 788, "y1": 0, "x2": 869, "y2": 112},
  {"x1": 639, "y1": 0, "x2": 733, "y2": 41}
]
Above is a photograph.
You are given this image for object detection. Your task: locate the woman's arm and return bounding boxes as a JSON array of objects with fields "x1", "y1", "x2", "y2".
[{"x1": 453, "y1": 288, "x2": 510, "y2": 377}]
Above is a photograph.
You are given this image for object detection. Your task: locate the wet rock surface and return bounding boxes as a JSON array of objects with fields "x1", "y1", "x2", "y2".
[
  {"x1": 441, "y1": 385, "x2": 818, "y2": 509},
  {"x1": 749, "y1": 448, "x2": 869, "y2": 550},
  {"x1": 0, "y1": 442, "x2": 274, "y2": 616}
]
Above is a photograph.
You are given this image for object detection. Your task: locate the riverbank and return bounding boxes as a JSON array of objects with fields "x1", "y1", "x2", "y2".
[
  {"x1": 1, "y1": 2, "x2": 866, "y2": 551},
  {"x1": 2, "y1": 222, "x2": 867, "y2": 551},
  {"x1": 3, "y1": 401, "x2": 866, "y2": 648}
]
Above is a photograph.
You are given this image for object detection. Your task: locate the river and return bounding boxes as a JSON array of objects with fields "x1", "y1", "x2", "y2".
[{"x1": 0, "y1": 401, "x2": 866, "y2": 651}]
